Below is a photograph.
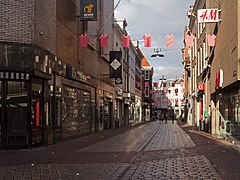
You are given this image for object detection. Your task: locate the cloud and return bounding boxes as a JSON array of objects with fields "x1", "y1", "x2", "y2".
[{"x1": 115, "y1": 0, "x2": 194, "y2": 80}]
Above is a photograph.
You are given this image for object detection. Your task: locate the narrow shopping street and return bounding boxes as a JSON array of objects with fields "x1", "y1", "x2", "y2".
[{"x1": 0, "y1": 121, "x2": 239, "y2": 180}]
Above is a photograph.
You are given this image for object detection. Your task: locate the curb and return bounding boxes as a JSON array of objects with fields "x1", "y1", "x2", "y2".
[{"x1": 188, "y1": 129, "x2": 240, "y2": 153}]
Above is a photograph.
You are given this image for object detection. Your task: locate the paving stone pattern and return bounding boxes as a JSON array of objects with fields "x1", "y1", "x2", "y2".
[{"x1": 0, "y1": 122, "x2": 225, "y2": 179}]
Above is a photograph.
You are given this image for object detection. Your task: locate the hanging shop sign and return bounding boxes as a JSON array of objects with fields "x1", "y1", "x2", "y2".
[
  {"x1": 197, "y1": 9, "x2": 220, "y2": 23},
  {"x1": 109, "y1": 51, "x2": 122, "y2": 84},
  {"x1": 80, "y1": 0, "x2": 97, "y2": 21},
  {"x1": 198, "y1": 84, "x2": 205, "y2": 91},
  {"x1": 216, "y1": 69, "x2": 223, "y2": 89}
]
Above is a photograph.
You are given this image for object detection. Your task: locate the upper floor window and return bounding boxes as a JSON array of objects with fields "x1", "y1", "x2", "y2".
[
  {"x1": 145, "y1": 86, "x2": 149, "y2": 97},
  {"x1": 145, "y1": 71, "x2": 149, "y2": 80}
]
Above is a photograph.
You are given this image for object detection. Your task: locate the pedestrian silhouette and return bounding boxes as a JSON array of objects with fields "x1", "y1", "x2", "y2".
[
  {"x1": 164, "y1": 112, "x2": 167, "y2": 123},
  {"x1": 172, "y1": 114, "x2": 174, "y2": 123}
]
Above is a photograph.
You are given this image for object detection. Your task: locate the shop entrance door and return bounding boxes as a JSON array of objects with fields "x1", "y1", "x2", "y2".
[
  {"x1": 5, "y1": 81, "x2": 29, "y2": 148},
  {"x1": 103, "y1": 102, "x2": 112, "y2": 129}
]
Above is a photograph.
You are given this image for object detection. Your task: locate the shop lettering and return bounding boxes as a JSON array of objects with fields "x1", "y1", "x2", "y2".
[{"x1": 198, "y1": 9, "x2": 219, "y2": 23}]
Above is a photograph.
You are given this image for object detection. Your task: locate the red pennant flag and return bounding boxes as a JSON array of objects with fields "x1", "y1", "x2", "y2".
[
  {"x1": 172, "y1": 82, "x2": 175, "y2": 87},
  {"x1": 143, "y1": 90, "x2": 146, "y2": 94},
  {"x1": 155, "y1": 90, "x2": 159, "y2": 94},
  {"x1": 80, "y1": 34, "x2": 89, "y2": 48},
  {"x1": 145, "y1": 82, "x2": 149, "y2": 87},
  {"x1": 153, "y1": 82, "x2": 158, "y2": 87},
  {"x1": 121, "y1": 35, "x2": 131, "y2": 48},
  {"x1": 143, "y1": 34, "x2": 152, "y2": 47},
  {"x1": 150, "y1": 90, "x2": 152, "y2": 94},
  {"x1": 99, "y1": 34, "x2": 109, "y2": 47},
  {"x1": 137, "y1": 82, "x2": 141, "y2": 87},
  {"x1": 163, "y1": 82, "x2": 166, "y2": 87}
]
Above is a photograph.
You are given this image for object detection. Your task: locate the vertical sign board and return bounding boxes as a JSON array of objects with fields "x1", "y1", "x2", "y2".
[
  {"x1": 80, "y1": 0, "x2": 97, "y2": 21},
  {"x1": 109, "y1": 51, "x2": 122, "y2": 84}
]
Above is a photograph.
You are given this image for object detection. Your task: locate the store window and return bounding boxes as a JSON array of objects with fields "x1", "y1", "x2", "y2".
[
  {"x1": 6, "y1": 81, "x2": 28, "y2": 146},
  {"x1": 62, "y1": 85, "x2": 91, "y2": 138}
]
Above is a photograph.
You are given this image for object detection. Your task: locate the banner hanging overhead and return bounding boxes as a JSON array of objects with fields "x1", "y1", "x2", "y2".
[{"x1": 80, "y1": 0, "x2": 97, "y2": 21}]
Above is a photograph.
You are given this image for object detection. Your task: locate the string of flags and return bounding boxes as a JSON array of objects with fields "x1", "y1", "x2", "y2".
[
  {"x1": 79, "y1": 34, "x2": 174, "y2": 48},
  {"x1": 80, "y1": 33, "x2": 217, "y2": 48},
  {"x1": 185, "y1": 33, "x2": 216, "y2": 48}
]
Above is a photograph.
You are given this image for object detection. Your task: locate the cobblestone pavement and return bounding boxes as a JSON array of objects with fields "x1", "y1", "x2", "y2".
[{"x1": 0, "y1": 121, "x2": 240, "y2": 179}]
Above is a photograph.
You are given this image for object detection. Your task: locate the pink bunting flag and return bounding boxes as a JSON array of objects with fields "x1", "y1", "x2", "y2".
[
  {"x1": 166, "y1": 34, "x2": 174, "y2": 47},
  {"x1": 185, "y1": 34, "x2": 195, "y2": 48},
  {"x1": 207, "y1": 34, "x2": 216, "y2": 47},
  {"x1": 79, "y1": 34, "x2": 89, "y2": 48},
  {"x1": 99, "y1": 34, "x2": 109, "y2": 47}
]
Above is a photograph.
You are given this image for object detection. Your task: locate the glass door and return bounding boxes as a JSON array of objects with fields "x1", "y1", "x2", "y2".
[{"x1": 31, "y1": 78, "x2": 43, "y2": 146}]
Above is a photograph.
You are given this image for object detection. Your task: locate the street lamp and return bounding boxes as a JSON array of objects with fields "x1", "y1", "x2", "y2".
[
  {"x1": 151, "y1": 48, "x2": 165, "y2": 58},
  {"x1": 159, "y1": 75, "x2": 166, "y2": 81}
]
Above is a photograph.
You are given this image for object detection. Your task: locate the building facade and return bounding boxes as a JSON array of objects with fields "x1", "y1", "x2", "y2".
[
  {"x1": 141, "y1": 57, "x2": 153, "y2": 121},
  {"x1": 0, "y1": 0, "x2": 116, "y2": 149},
  {"x1": 184, "y1": 0, "x2": 240, "y2": 141}
]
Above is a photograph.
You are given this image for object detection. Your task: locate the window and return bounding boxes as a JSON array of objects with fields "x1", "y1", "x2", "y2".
[
  {"x1": 145, "y1": 70, "x2": 149, "y2": 80},
  {"x1": 145, "y1": 86, "x2": 149, "y2": 97}
]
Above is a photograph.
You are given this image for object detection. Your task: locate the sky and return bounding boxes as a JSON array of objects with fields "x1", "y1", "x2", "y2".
[{"x1": 114, "y1": 0, "x2": 195, "y2": 82}]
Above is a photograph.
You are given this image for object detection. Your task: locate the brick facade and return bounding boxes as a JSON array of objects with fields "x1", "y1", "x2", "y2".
[{"x1": 0, "y1": 0, "x2": 35, "y2": 44}]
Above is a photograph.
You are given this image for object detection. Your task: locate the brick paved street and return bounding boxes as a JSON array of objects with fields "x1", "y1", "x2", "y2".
[{"x1": 0, "y1": 121, "x2": 240, "y2": 179}]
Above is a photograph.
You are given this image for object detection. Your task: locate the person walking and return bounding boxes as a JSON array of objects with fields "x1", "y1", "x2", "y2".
[
  {"x1": 164, "y1": 111, "x2": 167, "y2": 123},
  {"x1": 171, "y1": 110, "x2": 175, "y2": 123},
  {"x1": 159, "y1": 112, "x2": 163, "y2": 122},
  {"x1": 172, "y1": 113, "x2": 174, "y2": 123}
]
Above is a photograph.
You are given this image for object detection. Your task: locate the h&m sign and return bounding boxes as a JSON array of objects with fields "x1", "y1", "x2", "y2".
[{"x1": 197, "y1": 9, "x2": 220, "y2": 23}]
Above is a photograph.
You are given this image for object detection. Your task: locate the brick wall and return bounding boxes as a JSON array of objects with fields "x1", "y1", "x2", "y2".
[
  {"x1": 0, "y1": 0, "x2": 56, "y2": 54},
  {"x1": 0, "y1": 0, "x2": 35, "y2": 44},
  {"x1": 210, "y1": 0, "x2": 238, "y2": 90},
  {"x1": 56, "y1": 0, "x2": 114, "y2": 79},
  {"x1": 35, "y1": 0, "x2": 56, "y2": 54}
]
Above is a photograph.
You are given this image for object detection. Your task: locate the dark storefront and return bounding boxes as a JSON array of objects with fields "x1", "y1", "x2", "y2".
[{"x1": 0, "y1": 42, "x2": 96, "y2": 149}]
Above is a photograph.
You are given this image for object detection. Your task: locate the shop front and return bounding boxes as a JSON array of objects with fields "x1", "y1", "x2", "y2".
[
  {"x1": 0, "y1": 43, "x2": 52, "y2": 149},
  {"x1": 0, "y1": 42, "x2": 97, "y2": 149}
]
